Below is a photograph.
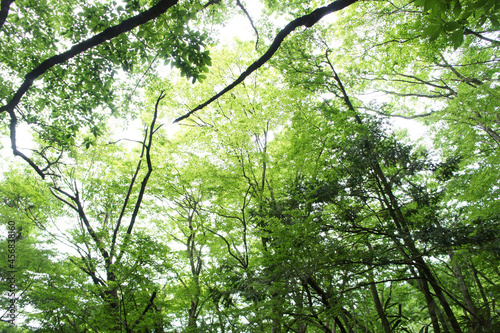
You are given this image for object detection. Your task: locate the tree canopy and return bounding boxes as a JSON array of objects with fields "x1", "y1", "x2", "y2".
[{"x1": 1, "y1": 0, "x2": 499, "y2": 332}]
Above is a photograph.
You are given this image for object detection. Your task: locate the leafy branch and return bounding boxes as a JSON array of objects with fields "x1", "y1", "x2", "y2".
[{"x1": 0, "y1": 0, "x2": 178, "y2": 115}]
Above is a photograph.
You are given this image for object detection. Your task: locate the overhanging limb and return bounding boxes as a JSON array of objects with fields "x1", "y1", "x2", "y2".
[{"x1": 174, "y1": 0, "x2": 358, "y2": 123}]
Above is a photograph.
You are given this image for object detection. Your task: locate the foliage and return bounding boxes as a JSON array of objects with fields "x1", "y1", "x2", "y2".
[{"x1": 0, "y1": 0, "x2": 499, "y2": 332}]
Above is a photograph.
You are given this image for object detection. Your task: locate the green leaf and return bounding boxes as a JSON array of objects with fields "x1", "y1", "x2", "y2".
[
  {"x1": 453, "y1": 1, "x2": 462, "y2": 17},
  {"x1": 423, "y1": 0, "x2": 432, "y2": 13},
  {"x1": 450, "y1": 29, "x2": 464, "y2": 49},
  {"x1": 444, "y1": 21, "x2": 461, "y2": 32},
  {"x1": 490, "y1": 16, "x2": 500, "y2": 29},
  {"x1": 423, "y1": 24, "x2": 442, "y2": 41}
]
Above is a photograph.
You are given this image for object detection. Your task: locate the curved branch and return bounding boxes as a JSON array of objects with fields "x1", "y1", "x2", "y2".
[
  {"x1": 0, "y1": 0, "x2": 178, "y2": 114},
  {"x1": 174, "y1": 0, "x2": 358, "y2": 123},
  {"x1": 236, "y1": 0, "x2": 260, "y2": 50},
  {"x1": 9, "y1": 111, "x2": 48, "y2": 178},
  {"x1": 206, "y1": 227, "x2": 247, "y2": 268}
]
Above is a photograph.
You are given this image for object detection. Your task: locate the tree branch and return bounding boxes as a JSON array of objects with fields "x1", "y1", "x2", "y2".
[
  {"x1": 72, "y1": 185, "x2": 111, "y2": 262},
  {"x1": 49, "y1": 187, "x2": 78, "y2": 211},
  {"x1": 464, "y1": 28, "x2": 500, "y2": 44},
  {"x1": 126, "y1": 91, "x2": 165, "y2": 235},
  {"x1": 131, "y1": 291, "x2": 157, "y2": 330},
  {"x1": 117, "y1": 91, "x2": 165, "y2": 262},
  {"x1": 206, "y1": 227, "x2": 247, "y2": 268},
  {"x1": 437, "y1": 53, "x2": 483, "y2": 87},
  {"x1": 236, "y1": 0, "x2": 260, "y2": 50},
  {"x1": 9, "y1": 111, "x2": 48, "y2": 178},
  {"x1": 359, "y1": 106, "x2": 436, "y2": 119},
  {"x1": 0, "y1": 0, "x2": 14, "y2": 30},
  {"x1": 173, "y1": 0, "x2": 358, "y2": 123},
  {"x1": 110, "y1": 129, "x2": 148, "y2": 259},
  {"x1": 0, "y1": 0, "x2": 178, "y2": 115}
]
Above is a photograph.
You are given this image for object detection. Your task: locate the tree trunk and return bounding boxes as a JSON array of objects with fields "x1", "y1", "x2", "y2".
[
  {"x1": 187, "y1": 299, "x2": 199, "y2": 331},
  {"x1": 330, "y1": 66, "x2": 463, "y2": 333},
  {"x1": 449, "y1": 250, "x2": 485, "y2": 332},
  {"x1": 365, "y1": 249, "x2": 391, "y2": 333}
]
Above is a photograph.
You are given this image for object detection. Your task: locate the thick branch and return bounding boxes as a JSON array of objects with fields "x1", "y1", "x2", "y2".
[
  {"x1": 0, "y1": 0, "x2": 14, "y2": 30},
  {"x1": 126, "y1": 91, "x2": 164, "y2": 235},
  {"x1": 174, "y1": 0, "x2": 358, "y2": 123},
  {"x1": 131, "y1": 291, "x2": 157, "y2": 330},
  {"x1": 236, "y1": 0, "x2": 260, "y2": 50},
  {"x1": 464, "y1": 28, "x2": 500, "y2": 44},
  {"x1": 0, "y1": 0, "x2": 178, "y2": 114}
]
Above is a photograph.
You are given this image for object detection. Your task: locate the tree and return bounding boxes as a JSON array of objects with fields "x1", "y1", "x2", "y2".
[{"x1": 1, "y1": 0, "x2": 499, "y2": 332}]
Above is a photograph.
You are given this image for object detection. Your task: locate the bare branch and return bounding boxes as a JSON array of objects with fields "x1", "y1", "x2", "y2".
[
  {"x1": 236, "y1": 0, "x2": 260, "y2": 50},
  {"x1": 9, "y1": 111, "x2": 48, "y2": 178},
  {"x1": 378, "y1": 89, "x2": 456, "y2": 99},
  {"x1": 359, "y1": 106, "x2": 437, "y2": 119},
  {"x1": 126, "y1": 54, "x2": 159, "y2": 103}
]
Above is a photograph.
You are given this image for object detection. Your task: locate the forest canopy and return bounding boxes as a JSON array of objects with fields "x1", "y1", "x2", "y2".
[{"x1": 0, "y1": 0, "x2": 499, "y2": 332}]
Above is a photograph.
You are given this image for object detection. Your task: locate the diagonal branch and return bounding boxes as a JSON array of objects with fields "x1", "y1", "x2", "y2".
[
  {"x1": 110, "y1": 129, "x2": 148, "y2": 260},
  {"x1": 0, "y1": 0, "x2": 178, "y2": 115},
  {"x1": 236, "y1": 0, "x2": 260, "y2": 50},
  {"x1": 464, "y1": 28, "x2": 500, "y2": 44},
  {"x1": 130, "y1": 291, "x2": 158, "y2": 330},
  {"x1": 49, "y1": 187, "x2": 78, "y2": 211},
  {"x1": 206, "y1": 227, "x2": 247, "y2": 268},
  {"x1": 173, "y1": 0, "x2": 358, "y2": 123},
  {"x1": 117, "y1": 91, "x2": 165, "y2": 262},
  {"x1": 0, "y1": 0, "x2": 14, "y2": 30},
  {"x1": 437, "y1": 53, "x2": 483, "y2": 87},
  {"x1": 50, "y1": 184, "x2": 111, "y2": 263},
  {"x1": 72, "y1": 185, "x2": 111, "y2": 262},
  {"x1": 126, "y1": 91, "x2": 165, "y2": 235}
]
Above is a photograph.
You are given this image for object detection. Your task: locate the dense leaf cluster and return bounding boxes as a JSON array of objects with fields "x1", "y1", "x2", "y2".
[{"x1": 0, "y1": 0, "x2": 499, "y2": 332}]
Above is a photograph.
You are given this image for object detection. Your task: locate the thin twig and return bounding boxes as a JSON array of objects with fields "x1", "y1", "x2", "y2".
[{"x1": 236, "y1": 0, "x2": 260, "y2": 50}]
